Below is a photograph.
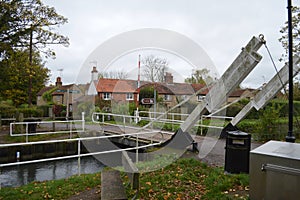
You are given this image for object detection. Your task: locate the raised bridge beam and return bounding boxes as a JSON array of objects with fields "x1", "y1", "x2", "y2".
[
  {"x1": 231, "y1": 55, "x2": 300, "y2": 126},
  {"x1": 180, "y1": 35, "x2": 265, "y2": 133}
]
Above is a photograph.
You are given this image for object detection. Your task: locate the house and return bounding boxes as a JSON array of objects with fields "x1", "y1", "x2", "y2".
[
  {"x1": 227, "y1": 88, "x2": 256, "y2": 103},
  {"x1": 138, "y1": 73, "x2": 208, "y2": 108},
  {"x1": 96, "y1": 78, "x2": 141, "y2": 104},
  {"x1": 37, "y1": 77, "x2": 85, "y2": 116},
  {"x1": 37, "y1": 65, "x2": 259, "y2": 117}
]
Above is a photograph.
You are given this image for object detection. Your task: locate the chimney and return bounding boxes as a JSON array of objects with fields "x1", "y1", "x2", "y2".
[
  {"x1": 56, "y1": 77, "x2": 62, "y2": 87},
  {"x1": 91, "y1": 66, "x2": 98, "y2": 82},
  {"x1": 164, "y1": 72, "x2": 173, "y2": 84}
]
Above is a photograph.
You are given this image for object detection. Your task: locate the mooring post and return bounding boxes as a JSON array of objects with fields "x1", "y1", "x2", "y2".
[{"x1": 78, "y1": 139, "x2": 81, "y2": 176}]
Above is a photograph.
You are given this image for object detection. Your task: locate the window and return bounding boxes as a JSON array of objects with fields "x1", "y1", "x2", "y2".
[
  {"x1": 164, "y1": 94, "x2": 171, "y2": 101},
  {"x1": 103, "y1": 92, "x2": 111, "y2": 100},
  {"x1": 55, "y1": 95, "x2": 62, "y2": 104},
  {"x1": 126, "y1": 93, "x2": 133, "y2": 100},
  {"x1": 197, "y1": 94, "x2": 205, "y2": 101}
]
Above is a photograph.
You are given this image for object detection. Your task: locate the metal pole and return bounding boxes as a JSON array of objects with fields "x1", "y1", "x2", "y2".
[{"x1": 286, "y1": 0, "x2": 296, "y2": 143}]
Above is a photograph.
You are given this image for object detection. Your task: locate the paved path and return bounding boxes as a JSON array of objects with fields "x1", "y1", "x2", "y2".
[{"x1": 192, "y1": 135, "x2": 262, "y2": 167}]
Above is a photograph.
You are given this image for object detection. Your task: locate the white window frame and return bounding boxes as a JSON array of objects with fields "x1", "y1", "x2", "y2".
[
  {"x1": 197, "y1": 94, "x2": 205, "y2": 101},
  {"x1": 164, "y1": 94, "x2": 171, "y2": 101},
  {"x1": 126, "y1": 93, "x2": 134, "y2": 100},
  {"x1": 103, "y1": 92, "x2": 111, "y2": 100}
]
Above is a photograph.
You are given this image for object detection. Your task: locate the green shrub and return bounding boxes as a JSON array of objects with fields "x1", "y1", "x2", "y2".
[
  {"x1": 18, "y1": 107, "x2": 43, "y2": 118},
  {"x1": 0, "y1": 100, "x2": 17, "y2": 118},
  {"x1": 38, "y1": 105, "x2": 53, "y2": 117}
]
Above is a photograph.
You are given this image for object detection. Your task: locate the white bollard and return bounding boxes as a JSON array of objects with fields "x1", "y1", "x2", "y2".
[{"x1": 16, "y1": 151, "x2": 20, "y2": 162}]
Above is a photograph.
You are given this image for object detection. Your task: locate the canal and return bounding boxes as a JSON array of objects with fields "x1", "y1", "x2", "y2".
[{"x1": 0, "y1": 156, "x2": 104, "y2": 188}]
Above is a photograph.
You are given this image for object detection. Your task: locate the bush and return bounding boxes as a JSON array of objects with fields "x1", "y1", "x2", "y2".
[
  {"x1": 0, "y1": 100, "x2": 17, "y2": 118},
  {"x1": 18, "y1": 107, "x2": 43, "y2": 118},
  {"x1": 38, "y1": 105, "x2": 53, "y2": 117}
]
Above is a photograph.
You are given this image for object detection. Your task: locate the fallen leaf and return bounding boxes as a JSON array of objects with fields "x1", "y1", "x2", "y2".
[{"x1": 146, "y1": 182, "x2": 151, "y2": 186}]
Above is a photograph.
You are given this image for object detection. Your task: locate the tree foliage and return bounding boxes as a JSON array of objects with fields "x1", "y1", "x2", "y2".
[
  {"x1": 0, "y1": 50, "x2": 49, "y2": 105},
  {"x1": 0, "y1": 0, "x2": 69, "y2": 59},
  {"x1": 184, "y1": 69, "x2": 214, "y2": 84},
  {"x1": 142, "y1": 55, "x2": 168, "y2": 82},
  {"x1": 279, "y1": 6, "x2": 300, "y2": 62},
  {"x1": 99, "y1": 70, "x2": 128, "y2": 79},
  {"x1": 0, "y1": 0, "x2": 69, "y2": 105}
]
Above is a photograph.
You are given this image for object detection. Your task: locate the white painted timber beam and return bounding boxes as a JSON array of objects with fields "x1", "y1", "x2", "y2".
[
  {"x1": 180, "y1": 36, "x2": 265, "y2": 133},
  {"x1": 231, "y1": 55, "x2": 300, "y2": 126}
]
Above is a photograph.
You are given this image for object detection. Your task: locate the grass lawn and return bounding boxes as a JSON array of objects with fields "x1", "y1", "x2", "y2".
[
  {"x1": 124, "y1": 158, "x2": 249, "y2": 199},
  {"x1": 0, "y1": 173, "x2": 101, "y2": 200},
  {"x1": 0, "y1": 158, "x2": 249, "y2": 200}
]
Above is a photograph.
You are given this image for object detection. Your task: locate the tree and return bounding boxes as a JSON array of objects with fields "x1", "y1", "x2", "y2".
[
  {"x1": 184, "y1": 68, "x2": 214, "y2": 84},
  {"x1": 99, "y1": 70, "x2": 129, "y2": 79},
  {"x1": 0, "y1": 0, "x2": 69, "y2": 105},
  {"x1": 279, "y1": 6, "x2": 300, "y2": 62},
  {"x1": 0, "y1": 0, "x2": 69, "y2": 59},
  {"x1": 142, "y1": 55, "x2": 168, "y2": 82},
  {"x1": 0, "y1": 49, "x2": 49, "y2": 106}
]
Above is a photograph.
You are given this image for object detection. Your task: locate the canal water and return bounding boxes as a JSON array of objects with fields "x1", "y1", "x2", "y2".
[{"x1": 0, "y1": 156, "x2": 104, "y2": 188}]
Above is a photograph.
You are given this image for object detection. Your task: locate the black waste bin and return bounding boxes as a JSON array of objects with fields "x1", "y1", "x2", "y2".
[
  {"x1": 24, "y1": 118, "x2": 40, "y2": 133},
  {"x1": 224, "y1": 130, "x2": 251, "y2": 174}
]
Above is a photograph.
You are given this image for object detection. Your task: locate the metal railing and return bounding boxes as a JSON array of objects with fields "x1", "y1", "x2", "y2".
[
  {"x1": 95, "y1": 110, "x2": 233, "y2": 135},
  {"x1": 9, "y1": 112, "x2": 85, "y2": 142},
  {"x1": 1, "y1": 111, "x2": 232, "y2": 189},
  {"x1": 0, "y1": 129, "x2": 162, "y2": 188}
]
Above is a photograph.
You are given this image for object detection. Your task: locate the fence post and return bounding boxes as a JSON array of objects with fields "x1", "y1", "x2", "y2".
[
  {"x1": 70, "y1": 121, "x2": 72, "y2": 139},
  {"x1": 172, "y1": 113, "x2": 174, "y2": 131},
  {"x1": 200, "y1": 116, "x2": 203, "y2": 136},
  {"x1": 25, "y1": 123, "x2": 28, "y2": 143},
  {"x1": 78, "y1": 139, "x2": 81, "y2": 176},
  {"x1": 135, "y1": 109, "x2": 139, "y2": 124},
  {"x1": 123, "y1": 115, "x2": 126, "y2": 133},
  {"x1": 136, "y1": 134, "x2": 139, "y2": 163},
  {"x1": 81, "y1": 112, "x2": 85, "y2": 132}
]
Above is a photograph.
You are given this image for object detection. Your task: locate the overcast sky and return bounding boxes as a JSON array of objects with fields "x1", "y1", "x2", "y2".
[{"x1": 43, "y1": 0, "x2": 300, "y2": 88}]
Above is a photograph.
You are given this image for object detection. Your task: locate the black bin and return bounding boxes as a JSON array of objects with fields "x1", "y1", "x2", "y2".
[
  {"x1": 24, "y1": 118, "x2": 40, "y2": 133},
  {"x1": 224, "y1": 130, "x2": 251, "y2": 174}
]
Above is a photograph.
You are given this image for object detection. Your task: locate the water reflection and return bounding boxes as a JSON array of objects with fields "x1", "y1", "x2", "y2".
[{"x1": 0, "y1": 156, "x2": 104, "y2": 187}]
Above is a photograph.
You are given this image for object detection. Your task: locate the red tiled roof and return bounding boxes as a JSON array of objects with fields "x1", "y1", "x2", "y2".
[
  {"x1": 96, "y1": 78, "x2": 210, "y2": 96},
  {"x1": 229, "y1": 88, "x2": 255, "y2": 97},
  {"x1": 191, "y1": 83, "x2": 208, "y2": 95},
  {"x1": 139, "y1": 82, "x2": 208, "y2": 95},
  {"x1": 96, "y1": 79, "x2": 141, "y2": 93}
]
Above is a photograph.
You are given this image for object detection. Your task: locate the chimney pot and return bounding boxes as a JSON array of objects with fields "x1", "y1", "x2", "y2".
[{"x1": 56, "y1": 77, "x2": 62, "y2": 87}]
